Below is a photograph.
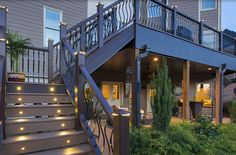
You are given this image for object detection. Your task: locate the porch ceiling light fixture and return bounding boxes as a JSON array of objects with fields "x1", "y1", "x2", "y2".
[
  {"x1": 208, "y1": 67, "x2": 212, "y2": 71},
  {"x1": 153, "y1": 57, "x2": 159, "y2": 62}
]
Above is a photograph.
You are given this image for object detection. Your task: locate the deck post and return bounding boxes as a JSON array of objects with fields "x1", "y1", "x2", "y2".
[
  {"x1": 215, "y1": 64, "x2": 226, "y2": 124},
  {"x1": 219, "y1": 31, "x2": 223, "y2": 52},
  {"x1": 182, "y1": 60, "x2": 190, "y2": 120},
  {"x1": 131, "y1": 48, "x2": 140, "y2": 128},
  {"x1": 59, "y1": 23, "x2": 67, "y2": 75},
  {"x1": 48, "y1": 39, "x2": 54, "y2": 83},
  {"x1": 112, "y1": 7, "x2": 117, "y2": 32},
  {"x1": 172, "y1": 6, "x2": 177, "y2": 35},
  {"x1": 113, "y1": 109, "x2": 130, "y2": 155},
  {"x1": 199, "y1": 20, "x2": 204, "y2": 45},
  {"x1": 97, "y1": 2, "x2": 104, "y2": 48},
  {"x1": 135, "y1": 0, "x2": 140, "y2": 23},
  {"x1": 0, "y1": 6, "x2": 7, "y2": 141}
]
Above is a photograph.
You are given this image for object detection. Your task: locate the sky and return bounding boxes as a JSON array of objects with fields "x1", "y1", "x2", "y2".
[{"x1": 222, "y1": 0, "x2": 236, "y2": 31}]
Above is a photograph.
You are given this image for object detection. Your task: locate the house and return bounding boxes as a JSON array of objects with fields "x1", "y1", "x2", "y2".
[{"x1": 0, "y1": 0, "x2": 235, "y2": 154}]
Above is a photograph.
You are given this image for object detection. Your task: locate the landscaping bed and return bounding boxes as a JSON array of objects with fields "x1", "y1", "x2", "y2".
[{"x1": 130, "y1": 119, "x2": 236, "y2": 155}]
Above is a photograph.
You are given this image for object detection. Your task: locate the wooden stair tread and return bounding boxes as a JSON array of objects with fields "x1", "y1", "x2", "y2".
[
  {"x1": 6, "y1": 92, "x2": 69, "y2": 96},
  {"x1": 2, "y1": 130, "x2": 84, "y2": 144},
  {"x1": 6, "y1": 104, "x2": 72, "y2": 108},
  {"x1": 6, "y1": 116, "x2": 75, "y2": 124},
  {"x1": 27, "y1": 144, "x2": 93, "y2": 155},
  {"x1": 6, "y1": 81, "x2": 65, "y2": 86}
]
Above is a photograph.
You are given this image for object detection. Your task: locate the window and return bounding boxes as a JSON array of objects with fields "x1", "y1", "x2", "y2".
[
  {"x1": 44, "y1": 7, "x2": 62, "y2": 46},
  {"x1": 201, "y1": 0, "x2": 216, "y2": 10}
]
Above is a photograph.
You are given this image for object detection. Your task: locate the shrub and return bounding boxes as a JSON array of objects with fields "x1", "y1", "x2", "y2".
[
  {"x1": 194, "y1": 116, "x2": 220, "y2": 138},
  {"x1": 130, "y1": 123, "x2": 236, "y2": 155},
  {"x1": 130, "y1": 128, "x2": 153, "y2": 155},
  {"x1": 150, "y1": 57, "x2": 174, "y2": 131},
  {"x1": 229, "y1": 101, "x2": 236, "y2": 123}
]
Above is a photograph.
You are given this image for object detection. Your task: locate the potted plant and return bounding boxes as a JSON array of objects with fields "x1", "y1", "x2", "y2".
[{"x1": 6, "y1": 31, "x2": 31, "y2": 82}]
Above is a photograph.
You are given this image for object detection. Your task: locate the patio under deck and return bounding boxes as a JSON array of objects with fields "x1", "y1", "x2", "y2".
[{"x1": 92, "y1": 46, "x2": 233, "y2": 123}]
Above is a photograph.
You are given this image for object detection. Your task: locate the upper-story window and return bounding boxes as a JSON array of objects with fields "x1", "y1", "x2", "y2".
[
  {"x1": 201, "y1": 0, "x2": 216, "y2": 11},
  {"x1": 44, "y1": 7, "x2": 62, "y2": 46}
]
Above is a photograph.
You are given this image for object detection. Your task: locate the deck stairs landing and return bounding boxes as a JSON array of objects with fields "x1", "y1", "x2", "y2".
[{"x1": 0, "y1": 82, "x2": 93, "y2": 155}]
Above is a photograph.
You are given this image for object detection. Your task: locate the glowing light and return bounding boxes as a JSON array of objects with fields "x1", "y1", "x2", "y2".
[
  {"x1": 19, "y1": 111, "x2": 23, "y2": 115},
  {"x1": 49, "y1": 87, "x2": 55, "y2": 92},
  {"x1": 208, "y1": 68, "x2": 212, "y2": 71},
  {"x1": 21, "y1": 147, "x2": 25, "y2": 151},
  {"x1": 16, "y1": 86, "x2": 22, "y2": 91},
  {"x1": 61, "y1": 123, "x2": 65, "y2": 127},
  {"x1": 153, "y1": 57, "x2": 158, "y2": 62},
  {"x1": 66, "y1": 140, "x2": 71, "y2": 144},
  {"x1": 53, "y1": 98, "x2": 58, "y2": 102},
  {"x1": 18, "y1": 98, "x2": 22, "y2": 101},
  {"x1": 20, "y1": 127, "x2": 24, "y2": 131},
  {"x1": 57, "y1": 110, "x2": 61, "y2": 113}
]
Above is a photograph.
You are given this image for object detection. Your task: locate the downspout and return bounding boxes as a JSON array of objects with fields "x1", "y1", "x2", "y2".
[
  {"x1": 219, "y1": 63, "x2": 226, "y2": 123},
  {"x1": 136, "y1": 45, "x2": 149, "y2": 128}
]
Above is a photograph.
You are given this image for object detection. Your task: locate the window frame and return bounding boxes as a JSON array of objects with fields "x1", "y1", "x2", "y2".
[
  {"x1": 200, "y1": 0, "x2": 217, "y2": 11},
  {"x1": 43, "y1": 6, "x2": 63, "y2": 47}
]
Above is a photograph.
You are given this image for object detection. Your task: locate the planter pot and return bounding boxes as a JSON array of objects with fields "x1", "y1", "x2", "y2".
[{"x1": 8, "y1": 72, "x2": 25, "y2": 82}]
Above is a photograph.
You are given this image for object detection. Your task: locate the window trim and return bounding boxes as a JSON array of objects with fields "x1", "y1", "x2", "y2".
[
  {"x1": 43, "y1": 6, "x2": 63, "y2": 47},
  {"x1": 200, "y1": 0, "x2": 217, "y2": 11}
]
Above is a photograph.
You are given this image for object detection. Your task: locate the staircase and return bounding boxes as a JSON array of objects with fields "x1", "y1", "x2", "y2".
[
  {"x1": 1, "y1": 82, "x2": 93, "y2": 155},
  {"x1": 0, "y1": 0, "x2": 133, "y2": 154}
]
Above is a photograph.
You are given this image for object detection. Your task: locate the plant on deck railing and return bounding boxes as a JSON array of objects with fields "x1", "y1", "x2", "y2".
[
  {"x1": 6, "y1": 31, "x2": 31, "y2": 72},
  {"x1": 150, "y1": 57, "x2": 174, "y2": 131}
]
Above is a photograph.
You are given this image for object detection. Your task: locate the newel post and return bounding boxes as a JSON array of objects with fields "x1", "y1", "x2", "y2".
[
  {"x1": 59, "y1": 22, "x2": 67, "y2": 75},
  {"x1": 135, "y1": 0, "x2": 140, "y2": 23},
  {"x1": 219, "y1": 30, "x2": 223, "y2": 52},
  {"x1": 172, "y1": 6, "x2": 177, "y2": 35},
  {"x1": 199, "y1": 20, "x2": 204, "y2": 45},
  {"x1": 97, "y1": 3, "x2": 104, "y2": 48},
  {"x1": 74, "y1": 51, "x2": 86, "y2": 129},
  {"x1": 0, "y1": 6, "x2": 7, "y2": 142},
  {"x1": 113, "y1": 109, "x2": 130, "y2": 155},
  {"x1": 48, "y1": 39, "x2": 54, "y2": 83}
]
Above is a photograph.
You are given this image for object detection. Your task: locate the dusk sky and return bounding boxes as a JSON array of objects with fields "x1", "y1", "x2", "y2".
[{"x1": 222, "y1": 0, "x2": 236, "y2": 31}]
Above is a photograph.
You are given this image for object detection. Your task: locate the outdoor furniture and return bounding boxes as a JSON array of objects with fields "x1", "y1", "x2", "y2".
[{"x1": 190, "y1": 101, "x2": 203, "y2": 119}]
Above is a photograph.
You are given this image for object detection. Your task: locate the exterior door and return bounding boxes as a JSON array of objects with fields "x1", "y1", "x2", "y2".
[{"x1": 102, "y1": 82, "x2": 123, "y2": 107}]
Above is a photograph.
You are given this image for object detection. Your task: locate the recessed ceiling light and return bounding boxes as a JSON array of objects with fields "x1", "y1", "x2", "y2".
[
  {"x1": 208, "y1": 68, "x2": 212, "y2": 71},
  {"x1": 153, "y1": 57, "x2": 158, "y2": 61}
]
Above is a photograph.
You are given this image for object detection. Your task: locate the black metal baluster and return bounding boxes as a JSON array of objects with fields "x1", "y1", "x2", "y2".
[
  {"x1": 38, "y1": 50, "x2": 40, "y2": 83},
  {"x1": 33, "y1": 49, "x2": 35, "y2": 83},
  {"x1": 43, "y1": 52, "x2": 45, "y2": 83},
  {"x1": 27, "y1": 49, "x2": 30, "y2": 82}
]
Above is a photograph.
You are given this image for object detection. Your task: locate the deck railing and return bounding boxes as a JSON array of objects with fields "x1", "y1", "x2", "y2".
[
  {"x1": 139, "y1": 0, "x2": 236, "y2": 56},
  {"x1": 6, "y1": 46, "x2": 50, "y2": 83}
]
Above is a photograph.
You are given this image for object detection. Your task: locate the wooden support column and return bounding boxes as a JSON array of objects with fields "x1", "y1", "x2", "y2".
[
  {"x1": 182, "y1": 61, "x2": 190, "y2": 120},
  {"x1": 215, "y1": 69, "x2": 223, "y2": 124},
  {"x1": 131, "y1": 48, "x2": 140, "y2": 128}
]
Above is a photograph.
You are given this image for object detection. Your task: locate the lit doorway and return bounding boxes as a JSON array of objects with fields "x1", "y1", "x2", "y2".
[{"x1": 102, "y1": 82, "x2": 123, "y2": 107}]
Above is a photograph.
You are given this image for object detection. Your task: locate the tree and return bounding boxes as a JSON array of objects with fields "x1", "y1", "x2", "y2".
[{"x1": 151, "y1": 57, "x2": 174, "y2": 131}]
